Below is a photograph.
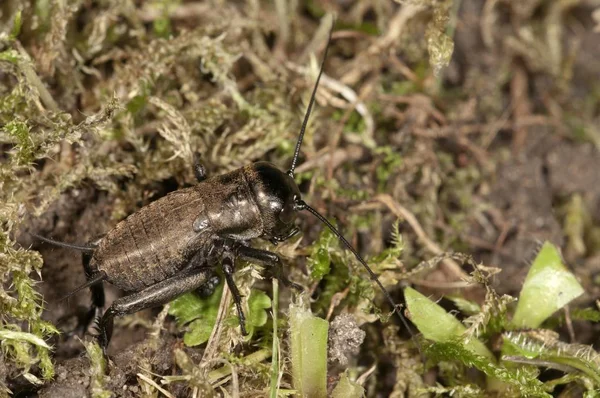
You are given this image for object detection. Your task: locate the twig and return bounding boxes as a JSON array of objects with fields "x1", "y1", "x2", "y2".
[
  {"x1": 137, "y1": 373, "x2": 175, "y2": 398},
  {"x1": 411, "y1": 279, "x2": 472, "y2": 289},
  {"x1": 510, "y1": 59, "x2": 531, "y2": 154},
  {"x1": 202, "y1": 283, "x2": 232, "y2": 363},
  {"x1": 325, "y1": 287, "x2": 351, "y2": 321},
  {"x1": 341, "y1": 4, "x2": 425, "y2": 86},
  {"x1": 564, "y1": 305, "x2": 575, "y2": 343},
  {"x1": 15, "y1": 41, "x2": 60, "y2": 113},
  {"x1": 294, "y1": 146, "x2": 365, "y2": 174},
  {"x1": 378, "y1": 93, "x2": 447, "y2": 124},
  {"x1": 286, "y1": 62, "x2": 375, "y2": 139},
  {"x1": 137, "y1": 2, "x2": 213, "y2": 22},
  {"x1": 298, "y1": 14, "x2": 334, "y2": 64},
  {"x1": 208, "y1": 349, "x2": 272, "y2": 382},
  {"x1": 202, "y1": 358, "x2": 239, "y2": 398},
  {"x1": 356, "y1": 364, "x2": 377, "y2": 385},
  {"x1": 327, "y1": 106, "x2": 356, "y2": 183}
]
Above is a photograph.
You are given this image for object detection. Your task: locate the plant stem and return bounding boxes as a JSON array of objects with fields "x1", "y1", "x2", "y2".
[{"x1": 269, "y1": 279, "x2": 280, "y2": 398}]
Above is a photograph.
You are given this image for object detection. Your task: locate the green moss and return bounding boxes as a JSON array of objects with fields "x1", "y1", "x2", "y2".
[
  {"x1": 374, "y1": 145, "x2": 403, "y2": 192},
  {"x1": 307, "y1": 223, "x2": 338, "y2": 281},
  {"x1": 426, "y1": 341, "x2": 550, "y2": 397},
  {"x1": 84, "y1": 341, "x2": 112, "y2": 398},
  {"x1": 4, "y1": 120, "x2": 34, "y2": 164},
  {"x1": 503, "y1": 331, "x2": 600, "y2": 385}
]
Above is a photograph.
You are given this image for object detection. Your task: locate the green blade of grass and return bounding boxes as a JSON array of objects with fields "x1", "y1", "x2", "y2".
[
  {"x1": 289, "y1": 303, "x2": 328, "y2": 398},
  {"x1": 511, "y1": 242, "x2": 584, "y2": 329},
  {"x1": 269, "y1": 279, "x2": 280, "y2": 398}
]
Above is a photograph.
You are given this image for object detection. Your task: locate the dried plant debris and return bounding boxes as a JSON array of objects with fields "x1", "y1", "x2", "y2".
[
  {"x1": 328, "y1": 313, "x2": 366, "y2": 366},
  {"x1": 1, "y1": 0, "x2": 600, "y2": 395}
]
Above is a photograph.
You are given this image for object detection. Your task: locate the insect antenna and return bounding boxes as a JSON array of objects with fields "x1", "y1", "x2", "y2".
[
  {"x1": 29, "y1": 233, "x2": 96, "y2": 254},
  {"x1": 295, "y1": 200, "x2": 419, "y2": 347},
  {"x1": 287, "y1": 21, "x2": 334, "y2": 178}
]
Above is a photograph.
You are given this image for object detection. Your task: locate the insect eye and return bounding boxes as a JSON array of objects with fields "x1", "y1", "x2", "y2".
[{"x1": 279, "y1": 200, "x2": 295, "y2": 224}]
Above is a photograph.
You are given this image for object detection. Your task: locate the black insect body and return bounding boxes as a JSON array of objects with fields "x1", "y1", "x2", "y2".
[{"x1": 33, "y1": 25, "x2": 413, "y2": 352}]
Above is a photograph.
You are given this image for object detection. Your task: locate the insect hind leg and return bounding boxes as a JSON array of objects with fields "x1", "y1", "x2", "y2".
[{"x1": 96, "y1": 268, "x2": 212, "y2": 351}]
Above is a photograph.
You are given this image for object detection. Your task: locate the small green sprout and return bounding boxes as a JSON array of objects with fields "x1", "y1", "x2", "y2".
[
  {"x1": 289, "y1": 301, "x2": 328, "y2": 398},
  {"x1": 406, "y1": 245, "x2": 598, "y2": 393},
  {"x1": 511, "y1": 242, "x2": 584, "y2": 329}
]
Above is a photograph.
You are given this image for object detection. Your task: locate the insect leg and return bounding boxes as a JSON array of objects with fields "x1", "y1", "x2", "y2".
[
  {"x1": 96, "y1": 268, "x2": 212, "y2": 350},
  {"x1": 221, "y1": 255, "x2": 247, "y2": 335},
  {"x1": 77, "y1": 245, "x2": 106, "y2": 335},
  {"x1": 193, "y1": 152, "x2": 207, "y2": 182},
  {"x1": 236, "y1": 245, "x2": 303, "y2": 291},
  {"x1": 56, "y1": 236, "x2": 105, "y2": 337}
]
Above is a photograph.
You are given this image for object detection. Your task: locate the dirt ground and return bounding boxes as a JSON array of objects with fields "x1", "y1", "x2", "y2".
[{"x1": 2, "y1": 0, "x2": 600, "y2": 396}]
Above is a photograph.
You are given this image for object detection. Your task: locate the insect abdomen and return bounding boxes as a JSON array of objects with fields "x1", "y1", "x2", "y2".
[{"x1": 93, "y1": 187, "x2": 207, "y2": 291}]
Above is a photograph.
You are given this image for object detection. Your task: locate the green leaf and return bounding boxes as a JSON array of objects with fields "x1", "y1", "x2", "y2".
[
  {"x1": 168, "y1": 282, "x2": 223, "y2": 326},
  {"x1": 331, "y1": 373, "x2": 365, "y2": 398},
  {"x1": 183, "y1": 318, "x2": 215, "y2": 347},
  {"x1": 404, "y1": 287, "x2": 494, "y2": 360},
  {"x1": 247, "y1": 289, "x2": 271, "y2": 328},
  {"x1": 10, "y1": 10, "x2": 22, "y2": 39},
  {"x1": 447, "y1": 295, "x2": 482, "y2": 316},
  {"x1": 168, "y1": 282, "x2": 223, "y2": 346},
  {"x1": 511, "y1": 242, "x2": 584, "y2": 329},
  {"x1": 0, "y1": 330, "x2": 50, "y2": 349}
]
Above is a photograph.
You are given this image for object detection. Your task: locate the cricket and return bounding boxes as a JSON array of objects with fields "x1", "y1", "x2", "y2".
[{"x1": 32, "y1": 23, "x2": 413, "y2": 352}]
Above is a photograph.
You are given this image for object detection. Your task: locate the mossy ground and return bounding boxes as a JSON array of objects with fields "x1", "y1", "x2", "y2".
[{"x1": 1, "y1": 0, "x2": 600, "y2": 396}]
